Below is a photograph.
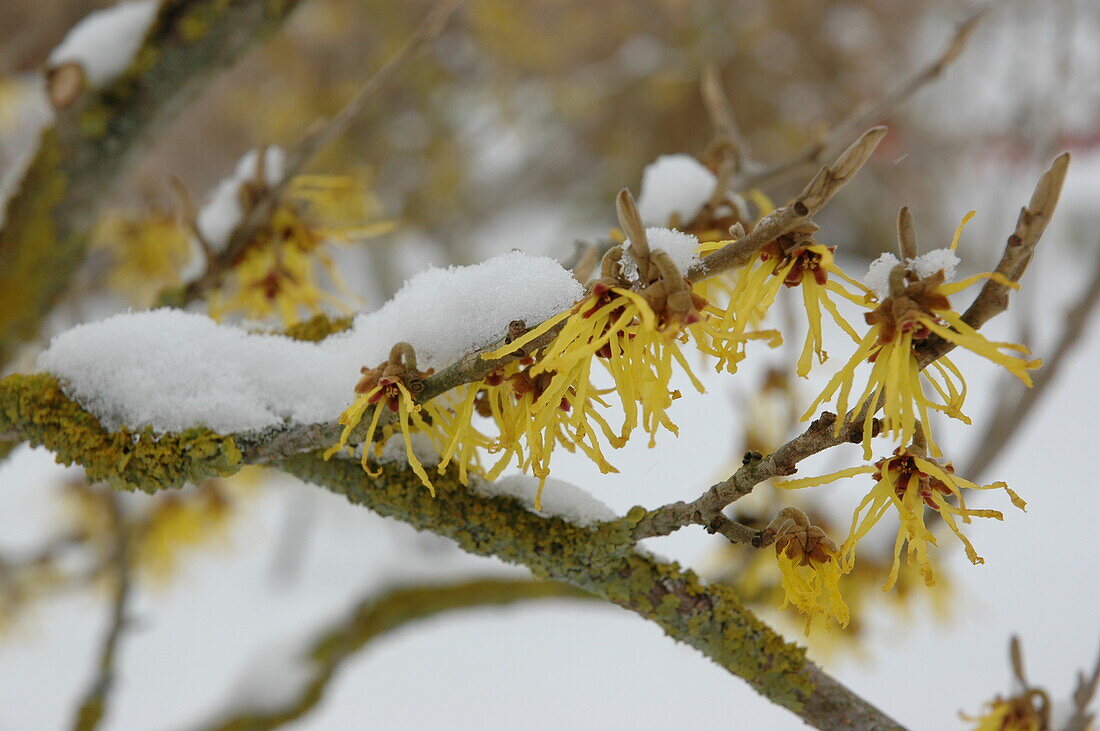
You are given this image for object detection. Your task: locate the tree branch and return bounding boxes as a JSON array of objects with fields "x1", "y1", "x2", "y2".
[
  {"x1": 161, "y1": 0, "x2": 462, "y2": 308},
  {"x1": 201, "y1": 578, "x2": 590, "y2": 731},
  {"x1": 734, "y1": 9, "x2": 984, "y2": 192},
  {"x1": 0, "y1": 0, "x2": 307, "y2": 367},
  {"x1": 0, "y1": 375, "x2": 904, "y2": 729},
  {"x1": 70, "y1": 492, "x2": 132, "y2": 731}
]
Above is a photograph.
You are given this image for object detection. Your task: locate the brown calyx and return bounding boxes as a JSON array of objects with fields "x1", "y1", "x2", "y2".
[
  {"x1": 874, "y1": 448, "x2": 954, "y2": 511},
  {"x1": 354, "y1": 342, "x2": 435, "y2": 412},
  {"x1": 865, "y1": 267, "x2": 951, "y2": 344},
  {"x1": 759, "y1": 508, "x2": 838, "y2": 566}
]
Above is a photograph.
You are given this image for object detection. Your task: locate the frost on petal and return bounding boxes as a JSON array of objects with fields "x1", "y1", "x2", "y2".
[
  {"x1": 620, "y1": 227, "x2": 701, "y2": 282},
  {"x1": 907, "y1": 247, "x2": 960, "y2": 282},
  {"x1": 37, "y1": 252, "x2": 582, "y2": 434},
  {"x1": 48, "y1": 0, "x2": 160, "y2": 87},
  {"x1": 863, "y1": 252, "x2": 902, "y2": 299},
  {"x1": 485, "y1": 475, "x2": 618, "y2": 526},
  {"x1": 636, "y1": 154, "x2": 716, "y2": 227}
]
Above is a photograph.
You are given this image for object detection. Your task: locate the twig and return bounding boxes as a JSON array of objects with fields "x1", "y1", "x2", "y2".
[
  {"x1": 701, "y1": 64, "x2": 755, "y2": 175},
  {"x1": 0, "y1": 0, "x2": 307, "y2": 368},
  {"x1": 639, "y1": 152, "x2": 1068, "y2": 540},
  {"x1": 685, "y1": 126, "x2": 887, "y2": 281},
  {"x1": 200, "y1": 578, "x2": 590, "y2": 731},
  {"x1": 734, "y1": 9, "x2": 984, "y2": 192},
  {"x1": 964, "y1": 249, "x2": 1100, "y2": 478},
  {"x1": 70, "y1": 492, "x2": 132, "y2": 731},
  {"x1": 169, "y1": 0, "x2": 462, "y2": 308},
  {"x1": 1063, "y1": 642, "x2": 1100, "y2": 731},
  {"x1": 917, "y1": 152, "x2": 1070, "y2": 365},
  {"x1": 632, "y1": 412, "x2": 872, "y2": 540}
]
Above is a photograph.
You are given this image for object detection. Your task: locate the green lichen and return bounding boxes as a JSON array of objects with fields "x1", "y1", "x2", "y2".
[
  {"x1": 0, "y1": 132, "x2": 71, "y2": 366},
  {"x1": 282, "y1": 314, "x2": 354, "y2": 342},
  {"x1": 0, "y1": 374, "x2": 242, "y2": 492},
  {"x1": 278, "y1": 453, "x2": 814, "y2": 712}
]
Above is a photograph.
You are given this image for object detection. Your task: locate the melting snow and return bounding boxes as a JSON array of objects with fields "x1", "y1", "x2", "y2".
[{"x1": 48, "y1": 0, "x2": 159, "y2": 87}]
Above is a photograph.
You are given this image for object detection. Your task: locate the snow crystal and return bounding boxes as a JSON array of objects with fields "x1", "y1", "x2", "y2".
[
  {"x1": 48, "y1": 0, "x2": 159, "y2": 87},
  {"x1": 484, "y1": 475, "x2": 618, "y2": 527},
  {"x1": 907, "y1": 247, "x2": 960, "y2": 282},
  {"x1": 196, "y1": 146, "x2": 286, "y2": 249},
  {"x1": 37, "y1": 251, "x2": 582, "y2": 433},
  {"x1": 636, "y1": 154, "x2": 716, "y2": 227},
  {"x1": 863, "y1": 252, "x2": 902, "y2": 299},
  {"x1": 620, "y1": 227, "x2": 701, "y2": 282}
]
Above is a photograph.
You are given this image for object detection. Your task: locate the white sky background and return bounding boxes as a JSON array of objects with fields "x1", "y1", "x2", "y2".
[{"x1": 3, "y1": 2, "x2": 1100, "y2": 729}]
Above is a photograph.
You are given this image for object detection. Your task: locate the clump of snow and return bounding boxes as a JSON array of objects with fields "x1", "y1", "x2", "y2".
[
  {"x1": 48, "y1": 0, "x2": 160, "y2": 87},
  {"x1": 907, "y1": 247, "x2": 960, "y2": 282},
  {"x1": 484, "y1": 475, "x2": 618, "y2": 526},
  {"x1": 863, "y1": 252, "x2": 902, "y2": 299},
  {"x1": 38, "y1": 251, "x2": 582, "y2": 433},
  {"x1": 636, "y1": 154, "x2": 716, "y2": 227},
  {"x1": 196, "y1": 147, "x2": 286, "y2": 249},
  {"x1": 620, "y1": 227, "x2": 701, "y2": 282},
  {"x1": 864, "y1": 248, "x2": 962, "y2": 299}
]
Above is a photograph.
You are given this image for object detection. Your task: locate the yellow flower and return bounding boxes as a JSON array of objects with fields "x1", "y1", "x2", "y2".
[
  {"x1": 697, "y1": 233, "x2": 864, "y2": 376},
  {"x1": 763, "y1": 508, "x2": 849, "y2": 633},
  {"x1": 779, "y1": 449, "x2": 1026, "y2": 590},
  {"x1": 210, "y1": 175, "x2": 394, "y2": 325},
  {"x1": 804, "y1": 226, "x2": 1041, "y2": 458},
  {"x1": 490, "y1": 277, "x2": 704, "y2": 453},
  {"x1": 325, "y1": 344, "x2": 449, "y2": 495},
  {"x1": 93, "y1": 210, "x2": 192, "y2": 305},
  {"x1": 964, "y1": 692, "x2": 1048, "y2": 731}
]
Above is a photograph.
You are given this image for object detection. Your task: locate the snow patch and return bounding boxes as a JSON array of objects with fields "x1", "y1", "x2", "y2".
[
  {"x1": 863, "y1": 252, "x2": 902, "y2": 300},
  {"x1": 37, "y1": 252, "x2": 582, "y2": 433},
  {"x1": 484, "y1": 475, "x2": 618, "y2": 526},
  {"x1": 48, "y1": 0, "x2": 160, "y2": 87},
  {"x1": 196, "y1": 147, "x2": 287, "y2": 249},
  {"x1": 907, "y1": 247, "x2": 960, "y2": 283},
  {"x1": 620, "y1": 227, "x2": 701, "y2": 282},
  {"x1": 636, "y1": 154, "x2": 716, "y2": 227}
]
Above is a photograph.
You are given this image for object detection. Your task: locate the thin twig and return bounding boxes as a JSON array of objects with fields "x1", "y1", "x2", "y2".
[
  {"x1": 70, "y1": 492, "x2": 132, "y2": 731},
  {"x1": 1063, "y1": 642, "x2": 1100, "y2": 731},
  {"x1": 964, "y1": 249, "x2": 1100, "y2": 479},
  {"x1": 638, "y1": 152, "x2": 1068, "y2": 540},
  {"x1": 735, "y1": 9, "x2": 984, "y2": 191},
  {"x1": 685, "y1": 126, "x2": 887, "y2": 281},
  {"x1": 917, "y1": 152, "x2": 1070, "y2": 365},
  {"x1": 170, "y1": 0, "x2": 462, "y2": 307}
]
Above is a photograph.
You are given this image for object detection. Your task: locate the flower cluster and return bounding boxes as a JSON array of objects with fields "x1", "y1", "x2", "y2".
[
  {"x1": 208, "y1": 175, "x2": 394, "y2": 325},
  {"x1": 322, "y1": 151, "x2": 1040, "y2": 634}
]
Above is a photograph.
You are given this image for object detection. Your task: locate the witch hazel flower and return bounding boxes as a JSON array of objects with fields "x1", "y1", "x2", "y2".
[
  {"x1": 779, "y1": 445, "x2": 1026, "y2": 591},
  {"x1": 325, "y1": 343, "x2": 449, "y2": 494},
  {"x1": 804, "y1": 212, "x2": 1041, "y2": 458}
]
